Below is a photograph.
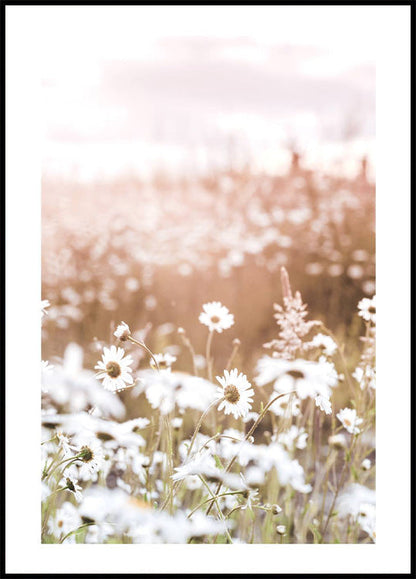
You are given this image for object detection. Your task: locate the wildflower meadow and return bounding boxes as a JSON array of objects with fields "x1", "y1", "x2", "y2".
[{"x1": 41, "y1": 168, "x2": 375, "y2": 545}]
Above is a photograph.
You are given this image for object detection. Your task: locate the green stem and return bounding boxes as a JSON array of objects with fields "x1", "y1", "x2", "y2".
[
  {"x1": 197, "y1": 476, "x2": 233, "y2": 543},
  {"x1": 43, "y1": 456, "x2": 80, "y2": 481},
  {"x1": 205, "y1": 390, "x2": 297, "y2": 516},
  {"x1": 187, "y1": 490, "x2": 245, "y2": 519},
  {"x1": 160, "y1": 399, "x2": 220, "y2": 511}
]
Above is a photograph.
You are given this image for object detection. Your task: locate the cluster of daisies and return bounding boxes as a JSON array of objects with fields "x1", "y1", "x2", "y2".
[{"x1": 41, "y1": 280, "x2": 375, "y2": 544}]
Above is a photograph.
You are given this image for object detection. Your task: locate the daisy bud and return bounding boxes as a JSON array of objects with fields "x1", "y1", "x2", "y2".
[
  {"x1": 276, "y1": 525, "x2": 286, "y2": 535},
  {"x1": 171, "y1": 417, "x2": 183, "y2": 430},
  {"x1": 247, "y1": 435, "x2": 254, "y2": 444},
  {"x1": 114, "y1": 321, "x2": 131, "y2": 342},
  {"x1": 361, "y1": 458, "x2": 372, "y2": 471},
  {"x1": 177, "y1": 327, "x2": 186, "y2": 335},
  {"x1": 272, "y1": 504, "x2": 282, "y2": 515},
  {"x1": 232, "y1": 338, "x2": 241, "y2": 347}
]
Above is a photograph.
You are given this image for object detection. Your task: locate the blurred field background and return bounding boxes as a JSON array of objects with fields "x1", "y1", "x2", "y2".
[{"x1": 42, "y1": 162, "x2": 374, "y2": 376}]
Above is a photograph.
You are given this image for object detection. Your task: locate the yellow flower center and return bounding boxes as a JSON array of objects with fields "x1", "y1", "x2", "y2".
[
  {"x1": 79, "y1": 445, "x2": 94, "y2": 463},
  {"x1": 224, "y1": 384, "x2": 240, "y2": 404},
  {"x1": 106, "y1": 361, "x2": 121, "y2": 378}
]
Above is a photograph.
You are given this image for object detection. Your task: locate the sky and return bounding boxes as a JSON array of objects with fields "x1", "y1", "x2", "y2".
[{"x1": 40, "y1": 6, "x2": 377, "y2": 180}]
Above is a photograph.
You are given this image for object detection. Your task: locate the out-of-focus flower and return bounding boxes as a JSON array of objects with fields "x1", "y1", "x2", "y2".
[
  {"x1": 151, "y1": 352, "x2": 177, "y2": 371},
  {"x1": 362, "y1": 280, "x2": 376, "y2": 295},
  {"x1": 310, "y1": 333, "x2": 337, "y2": 357},
  {"x1": 315, "y1": 394, "x2": 332, "y2": 415},
  {"x1": 41, "y1": 360, "x2": 54, "y2": 373},
  {"x1": 337, "y1": 407, "x2": 363, "y2": 435},
  {"x1": 199, "y1": 301, "x2": 234, "y2": 333},
  {"x1": 353, "y1": 365, "x2": 376, "y2": 390},
  {"x1": 276, "y1": 525, "x2": 286, "y2": 535},
  {"x1": 256, "y1": 357, "x2": 338, "y2": 401},
  {"x1": 41, "y1": 299, "x2": 50, "y2": 318},
  {"x1": 113, "y1": 321, "x2": 131, "y2": 342},
  {"x1": 57, "y1": 432, "x2": 74, "y2": 458},
  {"x1": 171, "y1": 417, "x2": 183, "y2": 430},
  {"x1": 171, "y1": 449, "x2": 219, "y2": 482},
  {"x1": 138, "y1": 370, "x2": 217, "y2": 415},
  {"x1": 336, "y1": 484, "x2": 375, "y2": 541},
  {"x1": 95, "y1": 346, "x2": 134, "y2": 392},
  {"x1": 268, "y1": 393, "x2": 301, "y2": 417},
  {"x1": 48, "y1": 501, "x2": 82, "y2": 543},
  {"x1": 347, "y1": 264, "x2": 365, "y2": 280},
  {"x1": 358, "y1": 295, "x2": 376, "y2": 324},
  {"x1": 357, "y1": 502, "x2": 376, "y2": 541},
  {"x1": 305, "y1": 262, "x2": 323, "y2": 276},
  {"x1": 327, "y1": 263, "x2": 344, "y2": 277},
  {"x1": 328, "y1": 433, "x2": 348, "y2": 449},
  {"x1": 278, "y1": 425, "x2": 308, "y2": 451},
  {"x1": 216, "y1": 369, "x2": 254, "y2": 419},
  {"x1": 361, "y1": 458, "x2": 372, "y2": 471},
  {"x1": 42, "y1": 343, "x2": 126, "y2": 418}
]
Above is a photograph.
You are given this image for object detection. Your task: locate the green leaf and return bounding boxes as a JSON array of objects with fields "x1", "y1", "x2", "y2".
[{"x1": 214, "y1": 454, "x2": 224, "y2": 470}]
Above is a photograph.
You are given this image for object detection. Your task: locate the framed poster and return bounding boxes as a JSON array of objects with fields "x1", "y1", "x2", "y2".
[{"x1": 4, "y1": 4, "x2": 411, "y2": 576}]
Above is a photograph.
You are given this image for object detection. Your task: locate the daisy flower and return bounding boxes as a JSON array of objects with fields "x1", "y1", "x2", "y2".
[
  {"x1": 336, "y1": 407, "x2": 363, "y2": 435},
  {"x1": 77, "y1": 439, "x2": 105, "y2": 476},
  {"x1": 310, "y1": 333, "x2": 337, "y2": 357},
  {"x1": 95, "y1": 346, "x2": 134, "y2": 392},
  {"x1": 48, "y1": 502, "x2": 82, "y2": 543},
  {"x1": 199, "y1": 301, "x2": 234, "y2": 333},
  {"x1": 353, "y1": 365, "x2": 376, "y2": 390},
  {"x1": 216, "y1": 369, "x2": 254, "y2": 419},
  {"x1": 57, "y1": 432, "x2": 75, "y2": 458},
  {"x1": 315, "y1": 394, "x2": 332, "y2": 415},
  {"x1": 150, "y1": 352, "x2": 177, "y2": 371},
  {"x1": 256, "y1": 357, "x2": 338, "y2": 400},
  {"x1": 268, "y1": 393, "x2": 301, "y2": 417},
  {"x1": 328, "y1": 433, "x2": 348, "y2": 449},
  {"x1": 113, "y1": 321, "x2": 131, "y2": 341},
  {"x1": 358, "y1": 295, "x2": 376, "y2": 324},
  {"x1": 361, "y1": 458, "x2": 372, "y2": 471},
  {"x1": 171, "y1": 449, "x2": 219, "y2": 482}
]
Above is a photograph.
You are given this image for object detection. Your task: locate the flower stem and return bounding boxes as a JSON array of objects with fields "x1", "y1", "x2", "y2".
[
  {"x1": 43, "y1": 456, "x2": 80, "y2": 481},
  {"x1": 205, "y1": 390, "x2": 297, "y2": 516},
  {"x1": 206, "y1": 330, "x2": 214, "y2": 382},
  {"x1": 128, "y1": 336, "x2": 160, "y2": 372},
  {"x1": 187, "y1": 490, "x2": 245, "y2": 519},
  {"x1": 160, "y1": 399, "x2": 220, "y2": 511}
]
